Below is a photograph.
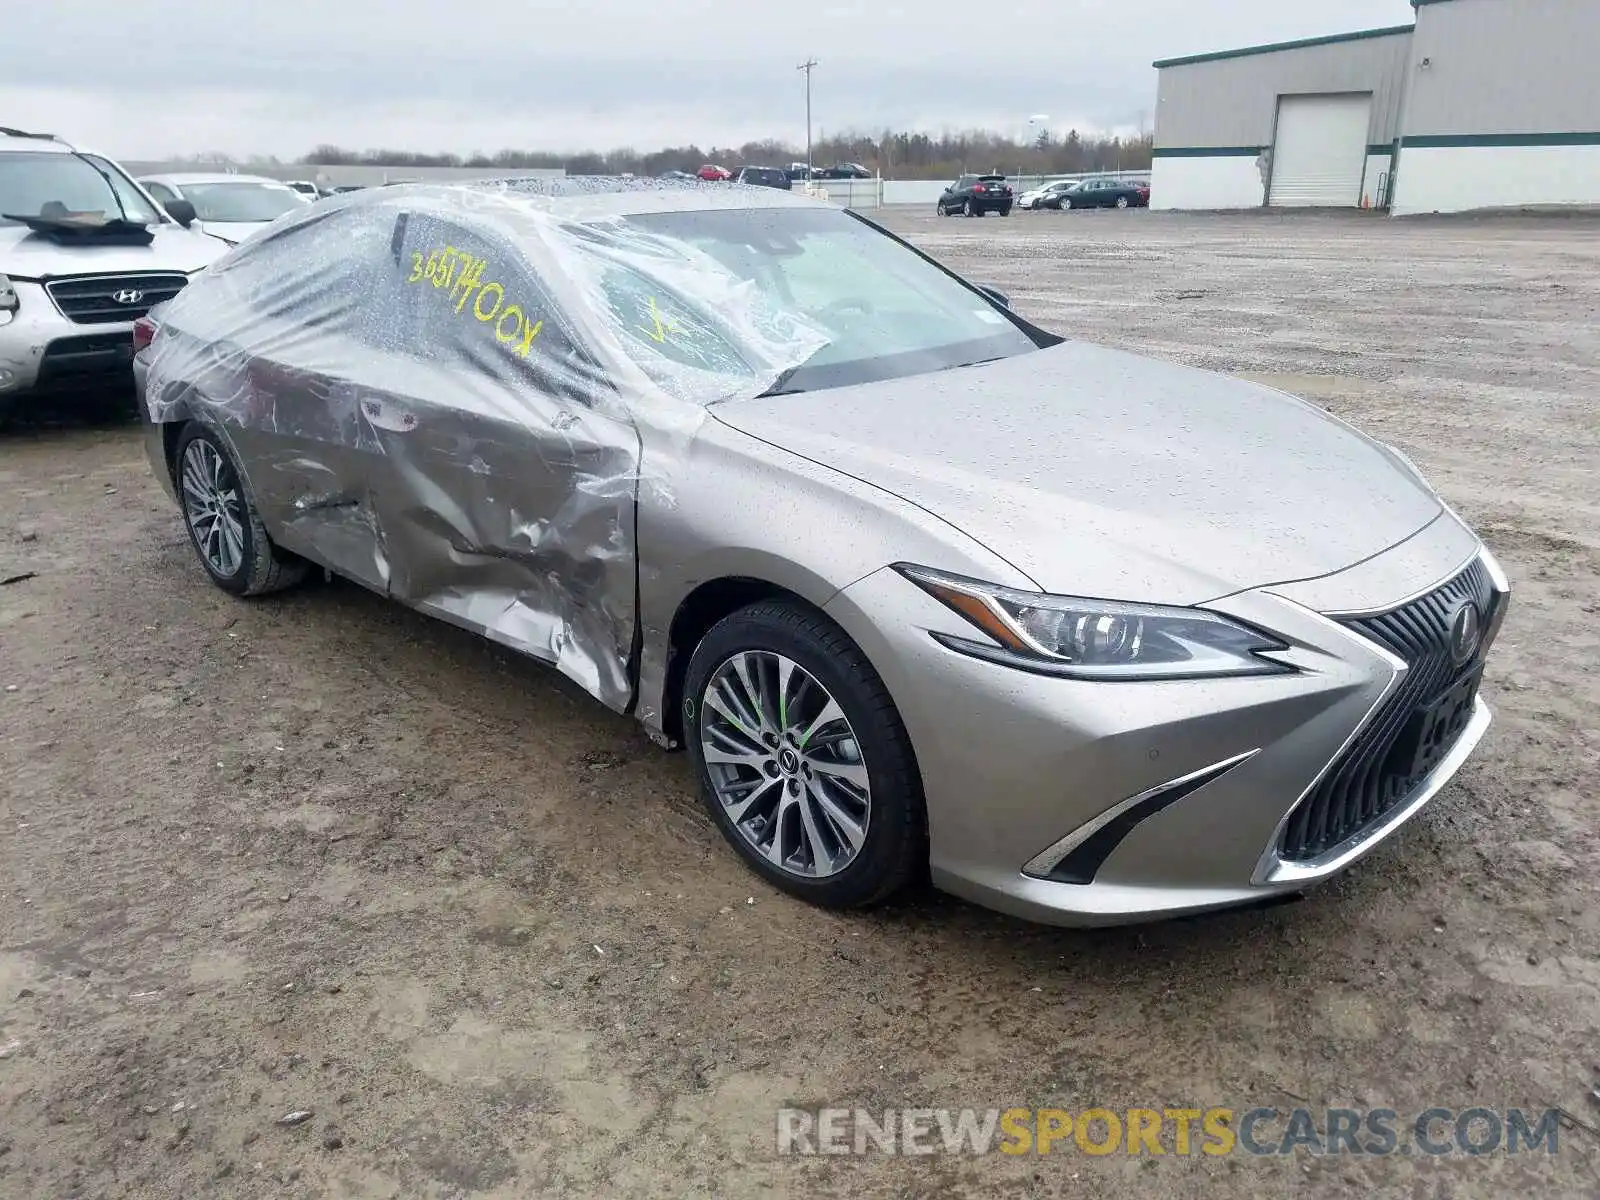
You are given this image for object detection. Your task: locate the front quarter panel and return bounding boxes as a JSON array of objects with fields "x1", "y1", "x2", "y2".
[{"x1": 633, "y1": 411, "x2": 1035, "y2": 737}]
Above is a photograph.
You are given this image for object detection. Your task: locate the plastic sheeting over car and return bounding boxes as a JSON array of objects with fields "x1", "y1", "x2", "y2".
[{"x1": 141, "y1": 180, "x2": 832, "y2": 709}]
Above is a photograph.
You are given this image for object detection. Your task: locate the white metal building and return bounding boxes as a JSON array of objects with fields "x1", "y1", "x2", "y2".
[{"x1": 1150, "y1": 0, "x2": 1600, "y2": 215}]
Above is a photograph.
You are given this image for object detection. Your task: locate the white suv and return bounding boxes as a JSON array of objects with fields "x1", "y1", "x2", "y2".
[{"x1": 0, "y1": 126, "x2": 227, "y2": 407}]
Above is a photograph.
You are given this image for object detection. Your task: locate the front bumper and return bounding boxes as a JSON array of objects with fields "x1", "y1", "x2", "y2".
[
  {"x1": 824, "y1": 522, "x2": 1509, "y2": 926},
  {"x1": 0, "y1": 279, "x2": 135, "y2": 397}
]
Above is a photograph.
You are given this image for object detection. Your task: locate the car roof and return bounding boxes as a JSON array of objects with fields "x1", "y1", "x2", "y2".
[
  {"x1": 138, "y1": 172, "x2": 291, "y2": 186},
  {"x1": 0, "y1": 131, "x2": 81, "y2": 155},
  {"x1": 340, "y1": 176, "x2": 819, "y2": 221}
]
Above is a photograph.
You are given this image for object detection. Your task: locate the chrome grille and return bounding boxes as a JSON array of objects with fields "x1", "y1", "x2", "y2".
[
  {"x1": 1279, "y1": 558, "x2": 1499, "y2": 862},
  {"x1": 45, "y1": 272, "x2": 189, "y2": 324}
]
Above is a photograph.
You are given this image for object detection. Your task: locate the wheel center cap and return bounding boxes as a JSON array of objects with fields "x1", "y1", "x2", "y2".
[{"x1": 778, "y1": 749, "x2": 799, "y2": 774}]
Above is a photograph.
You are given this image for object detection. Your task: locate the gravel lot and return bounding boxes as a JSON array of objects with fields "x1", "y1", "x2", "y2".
[{"x1": 1, "y1": 207, "x2": 1597, "y2": 1199}]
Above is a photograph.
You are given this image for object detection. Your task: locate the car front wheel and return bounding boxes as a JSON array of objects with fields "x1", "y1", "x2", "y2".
[
  {"x1": 1116, "y1": 196, "x2": 1130, "y2": 209},
  {"x1": 684, "y1": 600, "x2": 925, "y2": 909},
  {"x1": 174, "y1": 423, "x2": 306, "y2": 596}
]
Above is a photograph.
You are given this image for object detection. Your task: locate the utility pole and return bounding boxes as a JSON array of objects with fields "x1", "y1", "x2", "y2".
[{"x1": 798, "y1": 57, "x2": 818, "y2": 179}]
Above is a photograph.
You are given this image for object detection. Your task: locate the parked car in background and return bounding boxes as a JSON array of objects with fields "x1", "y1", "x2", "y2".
[
  {"x1": 1061, "y1": 177, "x2": 1148, "y2": 209},
  {"x1": 283, "y1": 180, "x2": 323, "y2": 200},
  {"x1": 1018, "y1": 178, "x2": 1082, "y2": 210},
  {"x1": 937, "y1": 174, "x2": 1014, "y2": 217},
  {"x1": 0, "y1": 125, "x2": 226, "y2": 409},
  {"x1": 137, "y1": 173, "x2": 311, "y2": 246},
  {"x1": 658, "y1": 169, "x2": 697, "y2": 181},
  {"x1": 818, "y1": 162, "x2": 872, "y2": 180},
  {"x1": 735, "y1": 166, "x2": 792, "y2": 190},
  {"x1": 696, "y1": 164, "x2": 732, "y2": 182},
  {"x1": 785, "y1": 163, "x2": 815, "y2": 182},
  {"x1": 132, "y1": 177, "x2": 1511, "y2": 928},
  {"x1": 1133, "y1": 180, "x2": 1151, "y2": 205}
]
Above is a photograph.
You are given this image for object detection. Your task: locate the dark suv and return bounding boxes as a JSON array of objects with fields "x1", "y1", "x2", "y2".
[
  {"x1": 938, "y1": 174, "x2": 1014, "y2": 217},
  {"x1": 735, "y1": 166, "x2": 792, "y2": 190}
]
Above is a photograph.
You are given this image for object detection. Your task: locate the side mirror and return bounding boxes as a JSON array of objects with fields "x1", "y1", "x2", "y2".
[
  {"x1": 977, "y1": 285, "x2": 1011, "y2": 309},
  {"x1": 164, "y1": 198, "x2": 198, "y2": 227}
]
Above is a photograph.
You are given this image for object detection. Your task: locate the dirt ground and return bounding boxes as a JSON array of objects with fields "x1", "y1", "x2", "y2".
[{"x1": 2, "y1": 208, "x2": 1597, "y2": 1199}]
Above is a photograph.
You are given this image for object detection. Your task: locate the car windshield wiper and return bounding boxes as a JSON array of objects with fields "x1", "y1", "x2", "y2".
[{"x1": 72, "y1": 152, "x2": 135, "y2": 224}]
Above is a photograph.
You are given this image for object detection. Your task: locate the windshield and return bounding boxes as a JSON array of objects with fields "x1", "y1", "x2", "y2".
[
  {"x1": 180, "y1": 181, "x2": 306, "y2": 223},
  {"x1": 0, "y1": 151, "x2": 164, "y2": 226},
  {"x1": 581, "y1": 206, "x2": 1040, "y2": 398}
]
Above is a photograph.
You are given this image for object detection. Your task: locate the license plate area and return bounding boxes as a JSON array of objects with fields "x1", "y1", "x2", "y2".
[{"x1": 1392, "y1": 666, "x2": 1482, "y2": 782}]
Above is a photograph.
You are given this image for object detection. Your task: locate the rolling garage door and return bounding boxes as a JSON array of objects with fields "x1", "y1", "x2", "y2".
[{"x1": 1268, "y1": 94, "x2": 1373, "y2": 208}]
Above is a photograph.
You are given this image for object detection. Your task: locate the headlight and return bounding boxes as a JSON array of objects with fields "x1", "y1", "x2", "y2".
[
  {"x1": 895, "y1": 564, "x2": 1292, "y2": 681},
  {"x1": 0, "y1": 273, "x2": 17, "y2": 313}
]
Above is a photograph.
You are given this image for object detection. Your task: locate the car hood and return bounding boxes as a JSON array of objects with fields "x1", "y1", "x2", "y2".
[
  {"x1": 0, "y1": 221, "x2": 227, "y2": 278},
  {"x1": 710, "y1": 341, "x2": 1444, "y2": 604}
]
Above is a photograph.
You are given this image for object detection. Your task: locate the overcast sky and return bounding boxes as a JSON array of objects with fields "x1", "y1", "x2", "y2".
[{"x1": 5, "y1": 1, "x2": 1414, "y2": 160}]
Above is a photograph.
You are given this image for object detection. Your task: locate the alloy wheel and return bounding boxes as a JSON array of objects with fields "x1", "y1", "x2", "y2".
[
  {"x1": 699, "y1": 650, "x2": 871, "y2": 879},
  {"x1": 180, "y1": 439, "x2": 246, "y2": 578}
]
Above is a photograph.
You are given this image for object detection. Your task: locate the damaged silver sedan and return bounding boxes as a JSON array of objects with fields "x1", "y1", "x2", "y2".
[{"x1": 136, "y1": 179, "x2": 1508, "y2": 926}]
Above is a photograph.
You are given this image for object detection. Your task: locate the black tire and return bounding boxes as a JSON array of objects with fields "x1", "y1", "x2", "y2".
[
  {"x1": 963, "y1": 200, "x2": 976, "y2": 217},
  {"x1": 999, "y1": 205, "x2": 1012, "y2": 216},
  {"x1": 683, "y1": 600, "x2": 925, "y2": 909},
  {"x1": 173, "y1": 423, "x2": 307, "y2": 597},
  {"x1": 1115, "y1": 195, "x2": 1130, "y2": 209}
]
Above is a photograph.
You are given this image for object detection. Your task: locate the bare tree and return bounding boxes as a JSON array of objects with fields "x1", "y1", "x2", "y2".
[{"x1": 296, "y1": 126, "x2": 1151, "y2": 179}]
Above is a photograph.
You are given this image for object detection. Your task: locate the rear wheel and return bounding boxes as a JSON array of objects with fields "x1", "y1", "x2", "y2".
[
  {"x1": 1000, "y1": 205, "x2": 1012, "y2": 216},
  {"x1": 963, "y1": 200, "x2": 976, "y2": 217},
  {"x1": 684, "y1": 600, "x2": 924, "y2": 909},
  {"x1": 1116, "y1": 195, "x2": 1130, "y2": 209},
  {"x1": 174, "y1": 424, "x2": 306, "y2": 596}
]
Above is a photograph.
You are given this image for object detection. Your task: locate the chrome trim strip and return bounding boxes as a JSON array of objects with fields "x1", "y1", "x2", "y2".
[
  {"x1": 1258, "y1": 698, "x2": 1491, "y2": 885},
  {"x1": 1478, "y1": 543, "x2": 1512, "y2": 652},
  {"x1": 1023, "y1": 749, "x2": 1259, "y2": 879},
  {"x1": 1248, "y1": 598, "x2": 1409, "y2": 885},
  {"x1": 1311, "y1": 548, "x2": 1482, "y2": 620}
]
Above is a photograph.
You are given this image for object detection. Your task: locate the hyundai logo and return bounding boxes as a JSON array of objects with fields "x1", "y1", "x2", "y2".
[
  {"x1": 1448, "y1": 601, "x2": 1483, "y2": 666},
  {"x1": 111, "y1": 289, "x2": 144, "y2": 305}
]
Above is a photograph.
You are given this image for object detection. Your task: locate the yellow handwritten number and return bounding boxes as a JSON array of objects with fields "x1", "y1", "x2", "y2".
[{"x1": 404, "y1": 244, "x2": 544, "y2": 359}]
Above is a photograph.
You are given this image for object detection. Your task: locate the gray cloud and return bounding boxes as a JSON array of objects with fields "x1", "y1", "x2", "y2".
[{"x1": 8, "y1": 0, "x2": 1413, "y2": 157}]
